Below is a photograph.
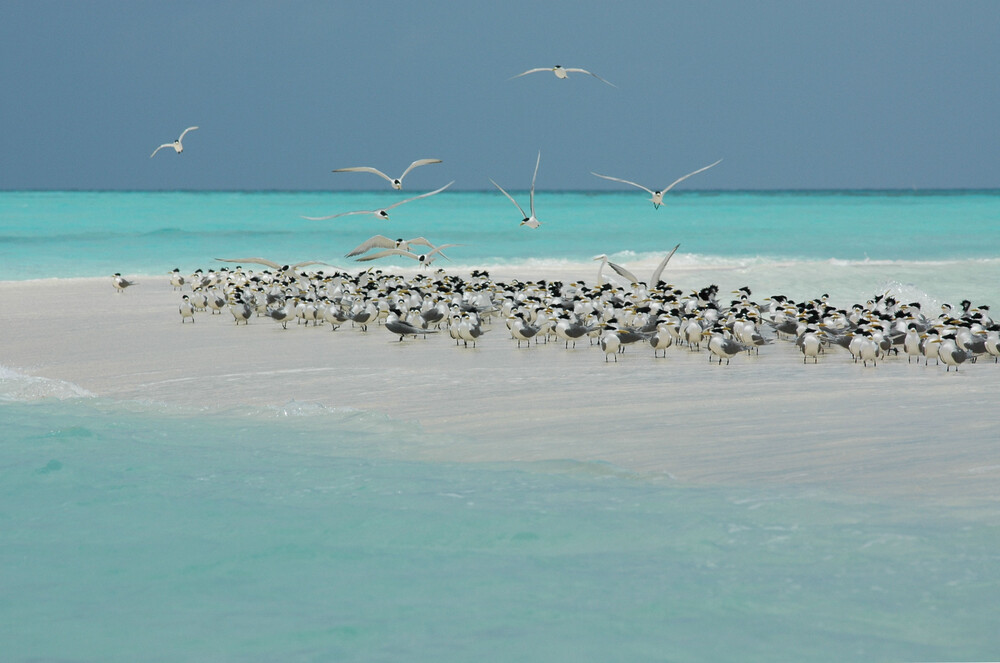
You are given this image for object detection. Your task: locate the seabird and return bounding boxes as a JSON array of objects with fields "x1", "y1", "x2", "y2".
[
  {"x1": 509, "y1": 65, "x2": 615, "y2": 87},
  {"x1": 346, "y1": 235, "x2": 437, "y2": 258},
  {"x1": 179, "y1": 295, "x2": 195, "y2": 323},
  {"x1": 169, "y1": 268, "x2": 186, "y2": 290},
  {"x1": 490, "y1": 152, "x2": 541, "y2": 229},
  {"x1": 150, "y1": 126, "x2": 198, "y2": 158},
  {"x1": 385, "y1": 309, "x2": 436, "y2": 341},
  {"x1": 592, "y1": 160, "x2": 722, "y2": 209},
  {"x1": 332, "y1": 159, "x2": 442, "y2": 190},
  {"x1": 112, "y1": 273, "x2": 136, "y2": 293},
  {"x1": 600, "y1": 331, "x2": 621, "y2": 361},
  {"x1": 302, "y1": 181, "x2": 453, "y2": 221},
  {"x1": 355, "y1": 244, "x2": 459, "y2": 267}
]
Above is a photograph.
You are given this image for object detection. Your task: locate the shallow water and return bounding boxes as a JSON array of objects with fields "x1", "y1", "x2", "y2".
[
  {"x1": 3, "y1": 190, "x2": 1000, "y2": 661},
  {"x1": 3, "y1": 395, "x2": 998, "y2": 663}
]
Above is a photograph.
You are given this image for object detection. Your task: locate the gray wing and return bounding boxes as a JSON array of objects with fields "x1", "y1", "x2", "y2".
[
  {"x1": 301, "y1": 209, "x2": 376, "y2": 221},
  {"x1": 346, "y1": 235, "x2": 396, "y2": 257},
  {"x1": 215, "y1": 257, "x2": 282, "y2": 270},
  {"x1": 607, "y1": 261, "x2": 639, "y2": 285},
  {"x1": 405, "y1": 236, "x2": 436, "y2": 250},
  {"x1": 661, "y1": 159, "x2": 722, "y2": 193},
  {"x1": 591, "y1": 172, "x2": 655, "y2": 196},
  {"x1": 509, "y1": 67, "x2": 550, "y2": 80},
  {"x1": 398, "y1": 159, "x2": 442, "y2": 180},
  {"x1": 489, "y1": 178, "x2": 526, "y2": 217},
  {"x1": 355, "y1": 249, "x2": 420, "y2": 262},
  {"x1": 331, "y1": 166, "x2": 394, "y2": 185},
  {"x1": 425, "y1": 243, "x2": 461, "y2": 261},
  {"x1": 529, "y1": 151, "x2": 540, "y2": 217},
  {"x1": 384, "y1": 181, "x2": 454, "y2": 210},
  {"x1": 564, "y1": 68, "x2": 616, "y2": 87},
  {"x1": 649, "y1": 243, "x2": 681, "y2": 285},
  {"x1": 289, "y1": 260, "x2": 334, "y2": 270}
]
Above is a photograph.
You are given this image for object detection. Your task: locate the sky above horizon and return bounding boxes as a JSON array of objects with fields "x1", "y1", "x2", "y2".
[{"x1": 2, "y1": 1, "x2": 998, "y2": 191}]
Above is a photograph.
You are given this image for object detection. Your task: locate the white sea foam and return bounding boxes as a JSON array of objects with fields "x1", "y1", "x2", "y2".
[{"x1": 0, "y1": 365, "x2": 95, "y2": 401}]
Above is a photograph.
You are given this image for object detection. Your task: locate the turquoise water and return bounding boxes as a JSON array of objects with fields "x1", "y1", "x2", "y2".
[
  {"x1": 3, "y1": 191, "x2": 1000, "y2": 660},
  {"x1": 2, "y1": 189, "x2": 999, "y2": 279},
  {"x1": 3, "y1": 396, "x2": 998, "y2": 662}
]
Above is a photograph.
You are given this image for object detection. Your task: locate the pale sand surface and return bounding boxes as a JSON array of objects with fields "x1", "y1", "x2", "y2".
[{"x1": 3, "y1": 272, "x2": 999, "y2": 508}]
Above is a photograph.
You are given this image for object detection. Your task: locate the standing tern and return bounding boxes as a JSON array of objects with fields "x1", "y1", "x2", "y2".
[
  {"x1": 490, "y1": 152, "x2": 541, "y2": 229},
  {"x1": 510, "y1": 65, "x2": 615, "y2": 87},
  {"x1": 592, "y1": 159, "x2": 722, "y2": 209},
  {"x1": 150, "y1": 126, "x2": 199, "y2": 158},
  {"x1": 302, "y1": 181, "x2": 453, "y2": 221},
  {"x1": 332, "y1": 159, "x2": 442, "y2": 190}
]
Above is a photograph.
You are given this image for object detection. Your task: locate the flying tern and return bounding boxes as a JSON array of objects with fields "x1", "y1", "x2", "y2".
[
  {"x1": 592, "y1": 159, "x2": 722, "y2": 208},
  {"x1": 490, "y1": 152, "x2": 541, "y2": 229},
  {"x1": 150, "y1": 126, "x2": 199, "y2": 158},
  {"x1": 302, "y1": 181, "x2": 453, "y2": 221},
  {"x1": 510, "y1": 65, "x2": 615, "y2": 87},
  {"x1": 332, "y1": 158, "x2": 442, "y2": 190}
]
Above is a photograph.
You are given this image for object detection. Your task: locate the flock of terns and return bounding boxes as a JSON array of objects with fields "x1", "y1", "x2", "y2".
[
  {"x1": 111, "y1": 262, "x2": 1000, "y2": 372},
  {"x1": 140, "y1": 66, "x2": 997, "y2": 371}
]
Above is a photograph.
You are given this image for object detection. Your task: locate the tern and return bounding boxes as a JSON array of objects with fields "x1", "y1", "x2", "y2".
[
  {"x1": 592, "y1": 159, "x2": 722, "y2": 209},
  {"x1": 332, "y1": 158, "x2": 442, "y2": 190},
  {"x1": 112, "y1": 273, "x2": 137, "y2": 293},
  {"x1": 302, "y1": 181, "x2": 453, "y2": 221},
  {"x1": 346, "y1": 235, "x2": 437, "y2": 258},
  {"x1": 355, "y1": 244, "x2": 459, "y2": 267},
  {"x1": 150, "y1": 126, "x2": 199, "y2": 158},
  {"x1": 490, "y1": 152, "x2": 541, "y2": 229},
  {"x1": 214, "y1": 258, "x2": 334, "y2": 273},
  {"x1": 510, "y1": 65, "x2": 615, "y2": 87}
]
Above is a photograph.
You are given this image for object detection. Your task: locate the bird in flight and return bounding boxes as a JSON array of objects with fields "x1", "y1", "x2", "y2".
[
  {"x1": 332, "y1": 158, "x2": 442, "y2": 190},
  {"x1": 150, "y1": 126, "x2": 199, "y2": 158},
  {"x1": 346, "y1": 235, "x2": 438, "y2": 258},
  {"x1": 301, "y1": 181, "x2": 453, "y2": 221},
  {"x1": 510, "y1": 65, "x2": 615, "y2": 87},
  {"x1": 490, "y1": 152, "x2": 541, "y2": 229},
  {"x1": 592, "y1": 159, "x2": 722, "y2": 209}
]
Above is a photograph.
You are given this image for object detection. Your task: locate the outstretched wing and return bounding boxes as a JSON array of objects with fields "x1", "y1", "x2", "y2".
[
  {"x1": 489, "y1": 178, "x2": 526, "y2": 218},
  {"x1": 399, "y1": 158, "x2": 443, "y2": 181},
  {"x1": 150, "y1": 143, "x2": 172, "y2": 158},
  {"x1": 405, "y1": 236, "x2": 436, "y2": 250},
  {"x1": 529, "y1": 151, "x2": 540, "y2": 217},
  {"x1": 591, "y1": 172, "x2": 655, "y2": 196},
  {"x1": 178, "y1": 126, "x2": 199, "y2": 140},
  {"x1": 661, "y1": 159, "x2": 722, "y2": 193},
  {"x1": 425, "y1": 243, "x2": 460, "y2": 261},
  {"x1": 509, "y1": 67, "x2": 550, "y2": 80},
  {"x1": 289, "y1": 260, "x2": 334, "y2": 270},
  {"x1": 564, "y1": 68, "x2": 616, "y2": 87},
  {"x1": 384, "y1": 181, "x2": 453, "y2": 211},
  {"x1": 301, "y1": 209, "x2": 376, "y2": 221},
  {"x1": 649, "y1": 243, "x2": 681, "y2": 285},
  {"x1": 215, "y1": 257, "x2": 282, "y2": 270},
  {"x1": 355, "y1": 249, "x2": 419, "y2": 262},
  {"x1": 607, "y1": 261, "x2": 640, "y2": 285},
  {"x1": 346, "y1": 234, "x2": 396, "y2": 257},
  {"x1": 331, "y1": 166, "x2": 394, "y2": 185}
]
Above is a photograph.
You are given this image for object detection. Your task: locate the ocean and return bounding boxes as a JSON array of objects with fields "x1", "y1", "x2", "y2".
[{"x1": 3, "y1": 190, "x2": 1000, "y2": 661}]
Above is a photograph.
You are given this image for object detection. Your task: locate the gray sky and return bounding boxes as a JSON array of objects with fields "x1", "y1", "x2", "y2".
[{"x1": 2, "y1": 1, "x2": 998, "y2": 191}]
